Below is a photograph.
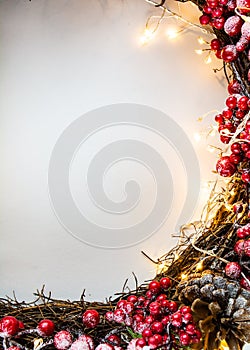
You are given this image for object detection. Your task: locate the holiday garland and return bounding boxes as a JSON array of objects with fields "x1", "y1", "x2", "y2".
[{"x1": 1, "y1": 0, "x2": 250, "y2": 349}]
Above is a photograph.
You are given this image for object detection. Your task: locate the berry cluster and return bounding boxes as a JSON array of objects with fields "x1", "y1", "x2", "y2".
[
  {"x1": 224, "y1": 222, "x2": 250, "y2": 289},
  {"x1": 0, "y1": 278, "x2": 202, "y2": 350},
  {"x1": 104, "y1": 278, "x2": 201, "y2": 349},
  {"x1": 214, "y1": 91, "x2": 250, "y2": 181},
  {"x1": 199, "y1": 0, "x2": 250, "y2": 78}
]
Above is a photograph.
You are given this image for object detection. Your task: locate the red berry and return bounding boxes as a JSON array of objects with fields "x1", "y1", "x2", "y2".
[
  {"x1": 180, "y1": 305, "x2": 192, "y2": 314},
  {"x1": 7, "y1": 347, "x2": 21, "y2": 350},
  {"x1": 148, "y1": 280, "x2": 161, "y2": 294},
  {"x1": 225, "y1": 261, "x2": 242, "y2": 279},
  {"x1": 237, "y1": 0, "x2": 250, "y2": 13},
  {"x1": 234, "y1": 239, "x2": 250, "y2": 256},
  {"x1": 105, "y1": 311, "x2": 114, "y2": 322},
  {"x1": 199, "y1": 14, "x2": 211, "y2": 25},
  {"x1": 180, "y1": 333, "x2": 191, "y2": 346},
  {"x1": 113, "y1": 309, "x2": 125, "y2": 323},
  {"x1": 231, "y1": 142, "x2": 242, "y2": 155},
  {"x1": 226, "y1": 95, "x2": 237, "y2": 109},
  {"x1": 228, "y1": 80, "x2": 242, "y2": 94},
  {"x1": 203, "y1": 5, "x2": 213, "y2": 13},
  {"x1": 107, "y1": 334, "x2": 121, "y2": 345},
  {"x1": 185, "y1": 323, "x2": 196, "y2": 335},
  {"x1": 240, "y1": 276, "x2": 250, "y2": 290},
  {"x1": 230, "y1": 154, "x2": 242, "y2": 164},
  {"x1": 160, "y1": 277, "x2": 171, "y2": 289},
  {"x1": 161, "y1": 315, "x2": 171, "y2": 325},
  {"x1": 127, "y1": 295, "x2": 137, "y2": 304},
  {"x1": 216, "y1": 156, "x2": 236, "y2": 177},
  {"x1": 233, "y1": 203, "x2": 243, "y2": 214},
  {"x1": 222, "y1": 45, "x2": 238, "y2": 62},
  {"x1": 145, "y1": 315, "x2": 154, "y2": 324},
  {"x1": 222, "y1": 109, "x2": 233, "y2": 119},
  {"x1": 82, "y1": 310, "x2": 100, "y2": 328},
  {"x1": 136, "y1": 338, "x2": 146, "y2": 348},
  {"x1": 0, "y1": 316, "x2": 19, "y2": 336},
  {"x1": 224, "y1": 15, "x2": 243, "y2": 36},
  {"x1": 182, "y1": 312, "x2": 193, "y2": 323},
  {"x1": 54, "y1": 331, "x2": 72, "y2": 350},
  {"x1": 210, "y1": 38, "x2": 222, "y2": 51},
  {"x1": 241, "y1": 21, "x2": 250, "y2": 40},
  {"x1": 151, "y1": 321, "x2": 164, "y2": 334},
  {"x1": 77, "y1": 335, "x2": 94, "y2": 350},
  {"x1": 212, "y1": 6, "x2": 224, "y2": 16},
  {"x1": 215, "y1": 114, "x2": 224, "y2": 124},
  {"x1": 212, "y1": 17, "x2": 226, "y2": 30},
  {"x1": 148, "y1": 335, "x2": 162, "y2": 349},
  {"x1": 117, "y1": 299, "x2": 127, "y2": 310},
  {"x1": 37, "y1": 319, "x2": 55, "y2": 336},
  {"x1": 95, "y1": 344, "x2": 114, "y2": 350},
  {"x1": 242, "y1": 170, "x2": 250, "y2": 183},
  {"x1": 168, "y1": 301, "x2": 178, "y2": 312},
  {"x1": 142, "y1": 328, "x2": 153, "y2": 339},
  {"x1": 238, "y1": 96, "x2": 249, "y2": 111},
  {"x1": 149, "y1": 302, "x2": 161, "y2": 316}
]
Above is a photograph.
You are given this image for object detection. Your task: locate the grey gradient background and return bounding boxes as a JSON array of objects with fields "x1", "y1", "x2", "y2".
[{"x1": 1, "y1": 0, "x2": 227, "y2": 302}]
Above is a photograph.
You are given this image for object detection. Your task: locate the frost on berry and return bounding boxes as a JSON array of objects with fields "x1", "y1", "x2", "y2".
[
  {"x1": 224, "y1": 15, "x2": 243, "y2": 36},
  {"x1": 54, "y1": 331, "x2": 73, "y2": 350},
  {"x1": 0, "y1": 316, "x2": 20, "y2": 336},
  {"x1": 95, "y1": 344, "x2": 114, "y2": 350},
  {"x1": 70, "y1": 336, "x2": 94, "y2": 350}
]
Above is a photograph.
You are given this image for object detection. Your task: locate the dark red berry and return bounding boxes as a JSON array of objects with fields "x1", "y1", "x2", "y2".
[
  {"x1": 37, "y1": 319, "x2": 55, "y2": 336},
  {"x1": 216, "y1": 156, "x2": 236, "y2": 177},
  {"x1": 160, "y1": 277, "x2": 171, "y2": 289}
]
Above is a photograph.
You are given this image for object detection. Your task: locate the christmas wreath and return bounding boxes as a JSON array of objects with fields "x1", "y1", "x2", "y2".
[{"x1": 1, "y1": 0, "x2": 250, "y2": 349}]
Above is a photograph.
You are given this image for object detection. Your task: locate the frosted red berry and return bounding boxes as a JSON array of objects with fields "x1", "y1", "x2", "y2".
[
  {"x1": 0, "y1": 316, "x2": 20, "y2": 336},
  {"x1": 225, "y1": 261, "x2": 242, "y2": 278},
  {"x1": 222, "y1": 45, "x2": 238, "y2": 62},
  {"x1": 82, "y1": 309, "x2": 100, "y2": 328},
  {"x1": 54, "y1": 331, "x2": 72, "y2": 350},
  {"x1": 216, "y1": 156, "x2": 236, "y2": 177}
]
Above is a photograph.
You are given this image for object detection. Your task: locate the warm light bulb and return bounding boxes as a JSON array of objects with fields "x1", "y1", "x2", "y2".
[
  {"x1": 166, "y1": 28, "x2": 179, "y2": 40},
  {"x1": 205, "y1": 55, "x2": 212, "y2": 64},
  {"x1": 196, "y1": 261, "x2": 203, "y2": 271},
  {"x1": 181, "y1": 273, "x2": 188, "y2": 280},
  {"x1": 198, "y1": 36, "x2": 206, "y2": 45},
  {"x1": 140, "y1": 29, "x2": 155, "y2": 45},
  {"x1": 194, "y1": 132, "x2": 201, "y2": 142},
  {"x1": 195, "y1": 49, "x2": 203, "y2": 55},
  {"x1": 207, "y1": 145, "x2": 215, "y2": 153}
]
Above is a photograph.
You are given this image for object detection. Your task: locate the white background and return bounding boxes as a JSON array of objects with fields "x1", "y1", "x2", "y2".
[{"x1": 0, "y1": 0, "x2": 228, "y2": 302}]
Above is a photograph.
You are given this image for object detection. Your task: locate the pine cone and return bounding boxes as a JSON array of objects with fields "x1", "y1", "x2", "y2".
[{"x1": 176, "y1": 270, "x2": 250, "y2": 350}]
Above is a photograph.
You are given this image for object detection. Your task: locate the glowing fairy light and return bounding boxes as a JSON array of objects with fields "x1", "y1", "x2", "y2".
[
  {"x1": 205, "y1": 54, "x2": 212, "y2": 64},
  {"x1": 194, "y1": 132, "x2": 201, "y2": 142},
  {"x1": 195, "y1": 49, "x2": 203, "y2": 55},
  {"x1": 140, "y1": 28, "x2": 155, "y2": 45},
  {"x1": 166, "y1": 27, "x2": 180, "y2": 39},
  {"x1": 198, "y1": 36, "x2": 207, "y2": 45},
  {"x1": 181, "y1": 273, "x2": 188, "y2": 280},
  {"x1": 196, "y1": 260, "x2": 203, "y2": 271}
]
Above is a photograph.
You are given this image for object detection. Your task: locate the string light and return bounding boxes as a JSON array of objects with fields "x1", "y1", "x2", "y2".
[
  {"x1": 197, "y1": 36, "x2": 207, "y2": 45},
  {"x1": 205, "y1": 53, "x2": 212, "y2": 64},
  {"x1": 194, "y1": 132, "x2": 202, "y2": 142},
  {"x1": 140, "y1": 28, "x2": 155, "y2": 45},
  {"x1": 181, "y1": 273, "x2": 188, "y2": 280},
  {"x1": 166, "y1": 27, "x2": 180, "y2": 39},
  {"x1": 195, "y1": 49, "x2": 203, "y2": 55},
  {"x1": 196, "y1": 260, "x2": 204, "y2": 271}
]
